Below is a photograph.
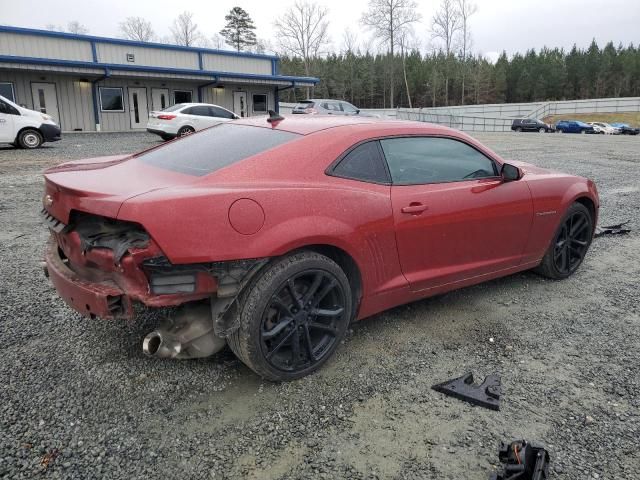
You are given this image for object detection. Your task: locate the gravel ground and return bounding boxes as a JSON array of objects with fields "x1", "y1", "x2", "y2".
[{"x1": 0, "y1": 131, "x2": 638, "y2": 479}]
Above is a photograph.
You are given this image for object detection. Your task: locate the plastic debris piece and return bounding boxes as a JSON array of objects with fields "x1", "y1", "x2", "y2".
[
  {"x1": 594, "y1": 221, "x2": 631, "y2": 237},
  {"x1": 431, "y1": 372, "x2": 501, "y2": 411},
  {"x1": 490, "y1": 440, "x2": 550, "y2": 480}
]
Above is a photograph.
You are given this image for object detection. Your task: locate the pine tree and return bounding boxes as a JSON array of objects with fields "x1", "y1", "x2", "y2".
[{"x1": 219, "y1": 7, "x2": 257, "y2": 52}]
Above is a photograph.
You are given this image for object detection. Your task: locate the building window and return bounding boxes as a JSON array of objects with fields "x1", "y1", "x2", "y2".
[
  {"x1": 99, "y1": 87, "x2": 124, "y2": 112},
  {"x1": 252, "y1": 94, "x2": 268, "y2": 113},
  {"x1": 174, "y1": 90, "x2": 192, "y2": 104},
  {"x1": 0, "y1": 82, "x2": 15, "y2": 102}
]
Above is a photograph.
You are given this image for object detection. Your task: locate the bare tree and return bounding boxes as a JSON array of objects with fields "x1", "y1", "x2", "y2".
[
  {"x1": 119, "y1": 17, "x2": 155, "y2": 42},
  {"x1": 211, "y1": 34, "x2": 226, "y2": 49},
  {"x1": 342, "y1": 28, "x2": 358, "y2": 54},
  {"x1": 361, "y1": 0, "x2": 420, "y2": 108},
  {"x1": 67, "y1": 21, "x2": 89, "y2": 35},
  {"x1": 431, "y1": 0, "x2": 461, "y2": 105},
  {"x1": 170, "y1": 11, "x2": 202, "y2": 47},
  {"x1": 457, "y1": 0, "x2": 477, "y2": 104},
  {"x1": 274, "y1": 1, "x2": 331, "y2": 95}
]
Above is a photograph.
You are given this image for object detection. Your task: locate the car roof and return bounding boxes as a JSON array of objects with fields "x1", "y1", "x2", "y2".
[
  {"x1": 175, "y1": 102, "x2": 230, "y2": 109},
  {"x1": 233, "y1": 114, "x2": 459, "y2": 136}
]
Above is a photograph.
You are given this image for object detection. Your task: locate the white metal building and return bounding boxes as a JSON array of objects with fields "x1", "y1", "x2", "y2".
[{"x1": 0, "y1": 25, "x2": 318, "y2": 132}]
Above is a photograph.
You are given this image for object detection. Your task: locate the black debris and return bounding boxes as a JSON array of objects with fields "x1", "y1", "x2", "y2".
[
  {"x1": 594, "y1": 221, "x2": 631, "y2": 237},
  {"x1": 490, "y1": 440, "x2": 550, "y2": 480},
  {"x1": 431, "y1": 372, "x2": 501, "y2": 411}
]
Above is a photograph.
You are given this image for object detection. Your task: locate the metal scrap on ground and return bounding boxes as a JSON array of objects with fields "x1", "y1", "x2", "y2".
[
  {"x1": 431, "y1": 372, "x2": 501, "y2": 411},
  {"x1": 594, "y1": 221, "x2": 631, "y2": 237},
  {"x1": 490, "y1": 440, "x2": 550, "y2": 480}
]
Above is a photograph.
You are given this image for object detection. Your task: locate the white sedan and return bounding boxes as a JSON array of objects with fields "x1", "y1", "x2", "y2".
[
  {"x1": 147, "y1": 103, "x2": 239, "y2": 140},
  {"x1": 587, "y1": 122, "x2": 621, "y2": 135}
]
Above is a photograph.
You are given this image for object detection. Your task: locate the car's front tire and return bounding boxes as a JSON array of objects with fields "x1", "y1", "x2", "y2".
[
  {"x1": 534, "y1": 202, "x2": 593, "y2": 280},
  {"x1": 538, "y1": 127, "x2": 546, "y2": 133},
  {"x1": 228, "y1": 251, "x2": 352, "y2": 381},
  {"x1": 17, "y1": 129, "x2": 44, "y2": 149}
]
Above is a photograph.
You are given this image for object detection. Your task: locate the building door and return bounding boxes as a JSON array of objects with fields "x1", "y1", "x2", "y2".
[
  {"x1": 128, "y1": 87, "x2": 148, "y2": 129},
  {"x1": 31, "y1": 83, "x2": 60, "y2": 124},
  {"x1": 233, "y1": 91, "x2": 248, "y2": 118},
  {"x1": 151, "y1": 88, "x2": 169, "y2": 111}
]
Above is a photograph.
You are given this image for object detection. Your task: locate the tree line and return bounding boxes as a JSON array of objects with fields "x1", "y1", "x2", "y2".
[{"x1": 279, "y1": 40, "x2": 640, "y2": 108}]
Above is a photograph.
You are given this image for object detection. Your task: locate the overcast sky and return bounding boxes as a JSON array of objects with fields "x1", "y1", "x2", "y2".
[{"x1": 3, "y1": 0, "x2": 639, "y2": 61}]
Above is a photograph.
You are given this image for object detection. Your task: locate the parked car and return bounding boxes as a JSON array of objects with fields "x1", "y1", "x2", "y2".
[
  {"x1": 0, "y1": 94, "x2": 61, "y2": 148},
  {"x1": 587, "y1": 122, "x2": 621, "y2": 135},
  {"x1": 610, "y1": 123, "x2": 640, "y2": 135},
  {"x1": 146, "y1": 103, "x2": 239, "y2": 140},
  {"x1": 511, "y1": 118, "x2": 555, "y2": 133},
  {"x1": 292, "y1": 99, "x2": 377, "y2": 116},
  {"x1": 555, "y1": 120, "x2": 596, "y2": 134},
  {"x1": 42, "y1": 116, "x2": 599, "y2": 381}
]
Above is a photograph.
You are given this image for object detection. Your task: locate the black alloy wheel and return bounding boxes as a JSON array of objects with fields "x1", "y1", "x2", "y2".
[
  {"x1": 260, "y1": 270, "x2": 346, "y2": 373},
  {"x1": 227, "y1": 251, "x2": 352, "y2": 381},
  {"x1": 552, "y1": 210, "x2": 591, "y2": 275}
]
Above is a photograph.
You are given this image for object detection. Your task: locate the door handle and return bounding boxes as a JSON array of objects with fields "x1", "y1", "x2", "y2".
[{"x1": 401, "y1": 203, "x2": 428, "y2": 215}]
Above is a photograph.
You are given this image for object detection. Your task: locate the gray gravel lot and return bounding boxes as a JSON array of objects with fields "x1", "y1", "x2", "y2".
[{"x1": 0, "y1": 131, "x2": 638, "y2": 479}]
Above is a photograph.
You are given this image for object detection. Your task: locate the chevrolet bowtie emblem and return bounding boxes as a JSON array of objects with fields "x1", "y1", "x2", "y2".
[{"x1": 44, "y1": 194, "x2": 54, "y2": 207}]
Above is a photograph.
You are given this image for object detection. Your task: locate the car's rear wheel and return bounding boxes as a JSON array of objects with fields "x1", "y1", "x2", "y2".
[
  {"x1": 538, "y1": 127, "x2": 546, "y2": 133},
  {"x1": 18, "y1": 129, "x2": 43, "y2": 149},
  {"x1": 515, "y1": 127, "x2": 522, "y2": 132},
  {"x1": 535, "y1": 202, "x2": 593, "y2": 280},
  {"x1": 228, "y1": 251, "x2": 352, "y2": 381},
  {"x1": 581, "y1": 130, "x2": 587, "y2": 134},
  {"x1": 177, "y1": 126, "x2": 195, "y2": 137}
]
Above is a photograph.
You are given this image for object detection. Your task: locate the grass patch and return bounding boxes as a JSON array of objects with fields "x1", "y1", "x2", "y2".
[{"x1": 543, "y1": 112, "x2": 640, "y2": 127}]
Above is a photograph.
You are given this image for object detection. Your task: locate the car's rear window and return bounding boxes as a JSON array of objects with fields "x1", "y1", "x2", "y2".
[
  {"x1": 294, "y1": 101, "x2": 315, "y2": 109},
  {"x1": 161, "y1": 104, "x2": 187, "y2": 112},
  {"x1": 137, "y1": 124, "x2": 300, "y2": 176}
]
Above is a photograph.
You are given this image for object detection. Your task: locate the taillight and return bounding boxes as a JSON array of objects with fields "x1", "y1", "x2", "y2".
[
  {"x1": 157, "y1": 114, "x2": 177, "y2": 120},
  {"x1": 304, "y1": 108, "x2": 317, "y2": 114}
]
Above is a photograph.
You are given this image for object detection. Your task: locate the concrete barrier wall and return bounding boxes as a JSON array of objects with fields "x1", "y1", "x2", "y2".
[{"x1": 279, "y1": 97, "x2": 640, "y2": 132}]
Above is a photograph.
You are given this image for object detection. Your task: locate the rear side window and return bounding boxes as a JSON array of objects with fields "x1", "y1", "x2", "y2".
[
  {"x1": 331, "y1": 141, "x2": 390, "y2": 184},
  {"x1": 380, "y1": 137, "x2": 497, "y2": 185},
  {"x1": 138, "y1": 124, "x2": 300, "y2": 176}
]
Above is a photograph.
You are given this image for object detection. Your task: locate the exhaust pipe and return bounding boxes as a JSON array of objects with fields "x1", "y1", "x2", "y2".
[{"x1": 143, "y1": 303, "x2": 226, "y2": 360}]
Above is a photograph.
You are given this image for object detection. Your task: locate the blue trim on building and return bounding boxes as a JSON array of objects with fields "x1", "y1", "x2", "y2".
[
  {"x1": 0, "y1": 54, "x2": 320, "y2": 85},
  {"x1": 91, "y1": 69, "x2": 111, "y2": 129},
  {"x1": 90, "y1": 41, "x2": 98, "y2": 62},
  {"x1": 0, "y1": 24, "x2": 279, "y2": 61}
]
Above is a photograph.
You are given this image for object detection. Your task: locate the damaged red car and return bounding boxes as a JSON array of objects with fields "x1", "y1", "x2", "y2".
[{"x1": 42, "y1": 115, "x2": 599, "y2": 381}]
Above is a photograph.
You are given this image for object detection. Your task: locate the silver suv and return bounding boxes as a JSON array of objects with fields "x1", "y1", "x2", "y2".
[{"x1": 292, "y1": 99, "x2": 373, "y2": 116}]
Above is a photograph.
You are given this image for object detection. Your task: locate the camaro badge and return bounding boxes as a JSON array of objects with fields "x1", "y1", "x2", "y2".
[{"x1": 44, "y1": 194, "x2": 54, "y2": 207}]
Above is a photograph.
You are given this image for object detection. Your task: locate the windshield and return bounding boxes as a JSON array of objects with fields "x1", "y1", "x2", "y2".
[{"x1": 137, "y1": 124, "x2": 300, "y2": 176}]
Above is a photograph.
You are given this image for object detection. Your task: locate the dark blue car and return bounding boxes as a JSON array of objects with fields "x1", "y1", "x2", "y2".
[
  {"x1": 611, "y1": 123, "x2": 640, "y2": 135},
  {"x1": 555, "y1": 120, "x2": 595, "y2": 134}
]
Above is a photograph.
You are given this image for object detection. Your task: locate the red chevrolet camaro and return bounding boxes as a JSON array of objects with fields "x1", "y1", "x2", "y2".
[{"x1": 42, "y1": 115, "x2": 599, "y2": 381}]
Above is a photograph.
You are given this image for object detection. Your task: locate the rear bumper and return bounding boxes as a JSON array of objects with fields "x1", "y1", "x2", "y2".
[
  {"x1": 40, "y1": 123, "x2": 62, "y2": 142},
  {"x1": 45, "y1": 237, "x2": 132, "y2": 319},
  {"x1": 146, "y1": 127, "x2": 175, "y2": 138}
]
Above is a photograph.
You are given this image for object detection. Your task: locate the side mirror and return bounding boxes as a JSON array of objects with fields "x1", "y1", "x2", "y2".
[
  {"x1": 356, "y1": 109, "x2": 360, "y2": 114},
  {"x1": 501, "y1": 163, "x2": 521, "y2": 182}
]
